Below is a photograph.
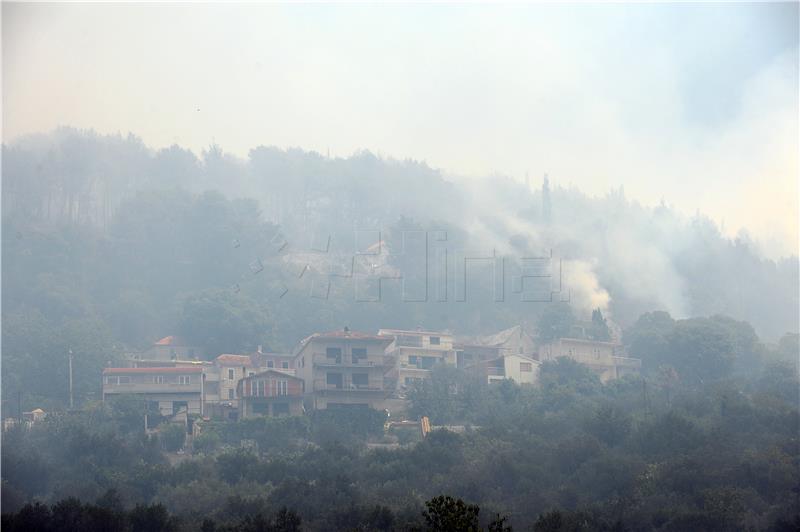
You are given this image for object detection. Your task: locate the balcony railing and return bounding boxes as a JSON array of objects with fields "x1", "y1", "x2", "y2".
[
  {"x1": 486, "y1": 367, "x2": 505, "y2": 376},
  {"x1": 612, "y1": 356, "x2": 642, "y2": 368},
  {"x1": 312, "y1": 379, "x2": 387, "y2": 393},
  {"x1": 312, "y1": 354, "x2": 392, "y2": 368},
  {"x1": 103, "y1": 382, "x2": 202, "y2": 394}
]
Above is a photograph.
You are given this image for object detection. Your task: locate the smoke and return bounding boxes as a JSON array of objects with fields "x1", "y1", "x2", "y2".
[{"x1": 561, "y1": 259, "x2": 611, "y2": 315}]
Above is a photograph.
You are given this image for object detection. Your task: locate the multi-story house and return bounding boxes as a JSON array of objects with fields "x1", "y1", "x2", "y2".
[
  {"x1": 215, "y1": 354, "x2": 259, "y2": 403},
  {"x1": 468, "y1": 353, "x2": 541, "y2": 386},
  {"x1": 102, "y1": 366, "x2": 204, "y2": 416},
  {"x1": 293, "y1": 329, "x2": 394, "y2": 410},
  {"x1": 538, "y1": 338, "x2": 641, "y2": 382},
  {"x1": 379, "y1": 328, "x2": 457, "y2": 393},
  {"x1": 237, "y1": 370, "x2": 304, "y2": 418}
]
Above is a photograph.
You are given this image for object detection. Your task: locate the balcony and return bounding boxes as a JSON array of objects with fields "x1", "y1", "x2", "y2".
[
  {"x1": 394, "y1": 336, "x2": 424, "y2": 348},
  {"x1": 103, "y1": 382, "x2": 202, "y2": 395},
  {"x1": 312, "y1": 353, "x2": 392, "y2": 368},
  {"x1": 313, "y1": 379, "x2": 387, "y2": 393},
  {"x1": 612, "y1": 356, "x2": 642, "y2": 369},
  {"x1": 486, "y1": 366, "x2": 505, "y2": 377}
]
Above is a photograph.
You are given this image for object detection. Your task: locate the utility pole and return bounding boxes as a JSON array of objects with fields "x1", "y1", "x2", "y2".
[{"x1": 68, "y1": 349, "x2": 74, "y2": 410}]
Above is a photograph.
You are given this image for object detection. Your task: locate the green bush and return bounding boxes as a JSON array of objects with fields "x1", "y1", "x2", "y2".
[{"x1": 159, "y1": 424, "x2": 186, "y2": 453}]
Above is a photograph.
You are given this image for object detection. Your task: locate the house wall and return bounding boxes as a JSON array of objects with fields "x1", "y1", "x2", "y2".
[
  {"x1": 240, "y1": 397, "x2": 303, "y2": 418},
  {"x1": 294, "y1": 337, "x2": 392, "y2": 410},
  {"x1": 217, "y1": 364, "x2": 252, "y2": 402},
  {"x1": 148, "y1": 345, "x2": 202, "y2": 361},
  {"x1": 102, "y1": 376, "x2": 203, "y2": 416},
  {"x1": 502, "y1": 354, "x2": 540, "y2": 385},
  {"x1": 539, "y1": 339, "x2": 624, "y2": 382},
  {"x1": 390, "y1": 345, "x2": 457, "y2": 391}
]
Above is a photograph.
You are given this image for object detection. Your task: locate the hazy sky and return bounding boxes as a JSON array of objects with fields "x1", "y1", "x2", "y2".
[{"x1": 3, "y1": 3, "x2": 798, "y2": 256}]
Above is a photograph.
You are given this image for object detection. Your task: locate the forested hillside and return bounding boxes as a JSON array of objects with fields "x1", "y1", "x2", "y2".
[{"x1": 1, "y1": 128, "x2": 797, "y2": 410}]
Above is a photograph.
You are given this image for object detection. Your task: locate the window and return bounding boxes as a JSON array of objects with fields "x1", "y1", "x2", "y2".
[
  {"x1": 327, "y1": 373, "x2": 343, "y2": 389},
  {"x1": 172, "y1": 401, "x2": 187, "y2": 415},
  {"x1": 408, "y1": 355, "x2": 418, "y2": 366},
  {"x1": 153, "y1": 375, "x2": 165, "y2": 384},
  {"x1": 256, "y1": 380, "x2": 266, "y2": 397},
  {"x1": 228, "y1": 368, "x2": 235, "y2": 380},
  {"x1": 228, "y1": 389, "x2": 234, "y2": 399},
  {"x1": 397, "y1": 335, "x2": 422, "y2": 347},
  {"x1": 282, "y1": 361, "x2": 289, "y2": 369},
  {"x1": 420, "y1": 356, "x2": 436, "y2": 369},
  {"x1": 106, "y1": 376, "x2": 117, "y2": 385},
  {"x1": 267, "y1": 360, "x2": 274, "y2": 368},
  {"x1": 179, "y1": 375, "x2": 191, "y2": 385},
  {"x1": 326, "y1": 347, "x2": 342, "y2": 363},
  {"x1": 352, "y1": 348, "x2": 367, "y2": 363},
  {"x1": 352, "y1": 373, "x2": 369, "y2": 388},
  {"x1": 248, "y1": 371, "x2": 255, "y2": 377},
  {"x1": 119, "y1": 376, "x2": 131, "y2": 384},
  {"x1": 520, "y1": 362, "x2": 533, "y2": 372},
  {"x1": 276, "y1": 380, "x2": 288, "y2": 395},
  {"x1": 430, "y1": 336, "x2": 440, "y2": 345}
]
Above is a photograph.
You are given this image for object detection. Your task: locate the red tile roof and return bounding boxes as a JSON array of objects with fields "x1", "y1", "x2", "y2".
[
  {"x1": 103, "y1": 367, "x2": 203, "y2": 374},
  {"x1": 154, "y1": 335, "x2": 190, "y2": 346},
  {"x1": 215, "y1": 354, "x2": 254, "y2": 365}
]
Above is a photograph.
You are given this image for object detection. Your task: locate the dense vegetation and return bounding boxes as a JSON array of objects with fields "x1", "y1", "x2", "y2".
[
  {"x1": 2, "y1": 128, "x2": 798, "y2": 530},
  {"x1": 3, "y1": 328, "x2": 798, "y2": 530}
]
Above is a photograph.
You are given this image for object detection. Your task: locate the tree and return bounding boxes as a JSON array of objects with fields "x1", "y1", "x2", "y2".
[
  {"x1": 159, "y1": 424, "x2": 186, "y2": 453},
  {"x1": 584, "y1": 404, "x2": 631, "y2": 447},
  {"x1": 179, "y1": 289, "x2": 272, "y2": 357},
  {"x1": 666, "y1": 318, "x2": 736, "y2": 383},
  {"x1": 537, "y1": 304, "x2": 575, "y2": 343},
  {"x1": 129, "y1": 503, "x2": 177, "y2": 532},
  {"x1": 422, "y1": 495, "x2": 481, "y2": 532},
  {"x1": 588, "y1": 308, "x2": 611, "y2": 341},
  {"x1": 624, "y1": 311, "x2": 675, "y2": 371}
]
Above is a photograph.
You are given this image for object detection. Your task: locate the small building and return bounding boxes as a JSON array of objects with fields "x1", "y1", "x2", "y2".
[
  {"x1": 237, "y1": 370, "x2": 304, "y2": 418},
  {"x1": 102, "y1": 366, "x2": 204, "y2": 416},
  {"x1": 294, "y1": 329, "x2": 395, "y2": 410},
  {"x1": 469, "y1": 353, "x2": 541, "y2": 386},
  {"x1": 474, "y1": 325, "x2": 537, "y2": 358}
]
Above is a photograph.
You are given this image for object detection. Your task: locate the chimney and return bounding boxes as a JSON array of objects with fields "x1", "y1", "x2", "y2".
[{"x1": 344, "y1": 326, "x2": 350, "y2": 335}]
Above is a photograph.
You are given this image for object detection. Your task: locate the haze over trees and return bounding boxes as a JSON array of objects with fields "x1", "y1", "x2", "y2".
[{"x1": 2, "y1": 128, "x2": 798, "y2": 530}]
